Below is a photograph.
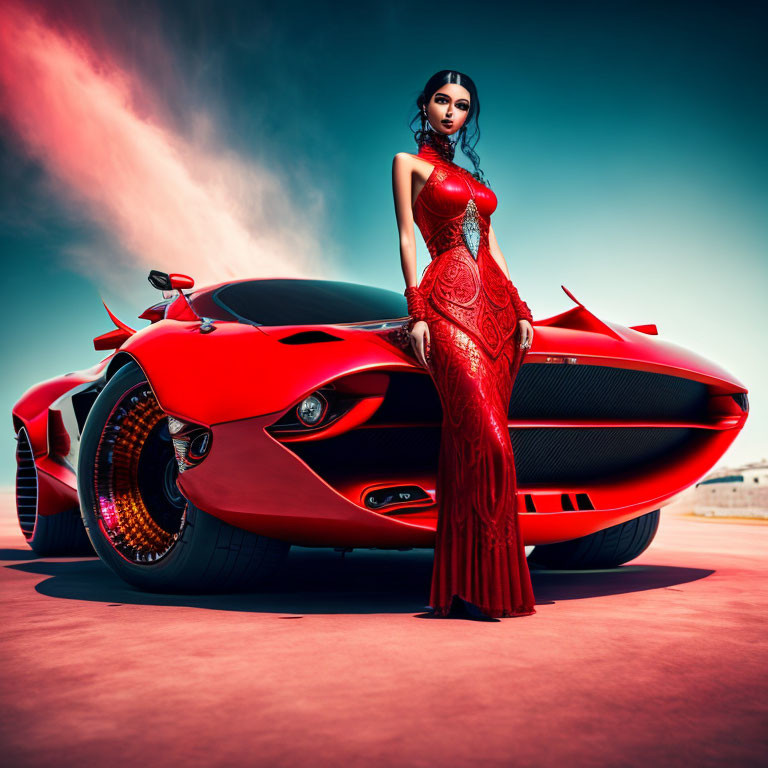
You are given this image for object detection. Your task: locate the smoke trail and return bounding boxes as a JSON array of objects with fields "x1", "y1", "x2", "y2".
[{"x1": 0, "y1": 3, "x2": 332, "y2": 290}]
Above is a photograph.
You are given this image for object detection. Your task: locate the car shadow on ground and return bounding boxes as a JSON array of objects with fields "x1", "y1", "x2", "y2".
[
  {"x1": 2, "y1": 544, "x2": 714, "y2": 615},
  {"x1": 0, "y1": 547, "x2": 39, "y2": 561}
]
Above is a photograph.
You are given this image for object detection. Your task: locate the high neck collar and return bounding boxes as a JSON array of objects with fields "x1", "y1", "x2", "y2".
[{"x1": 417, "y1": 127, "x2": 457, "y2": 164}]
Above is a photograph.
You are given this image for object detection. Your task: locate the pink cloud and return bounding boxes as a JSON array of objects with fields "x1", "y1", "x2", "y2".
[{"x1": 0, "y1": 3, "x2": 332, "y2": 291}]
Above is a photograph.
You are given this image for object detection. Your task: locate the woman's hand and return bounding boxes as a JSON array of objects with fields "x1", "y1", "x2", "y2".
[
  {"x1": 409, "y1": 320, "x2": 431, "y2": 369},
  {"x1": 518, "y1": 319, "x2": 534, "y2": 351}
]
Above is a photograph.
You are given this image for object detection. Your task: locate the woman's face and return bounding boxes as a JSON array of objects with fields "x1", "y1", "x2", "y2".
[{"x1": 424, "y1": 83, "x2": 471, "y2": 136}]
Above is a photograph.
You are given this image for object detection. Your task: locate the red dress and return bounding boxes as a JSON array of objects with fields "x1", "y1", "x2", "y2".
[{"x1": 409, "y1": 135, "x2": 536, "y2": 619}]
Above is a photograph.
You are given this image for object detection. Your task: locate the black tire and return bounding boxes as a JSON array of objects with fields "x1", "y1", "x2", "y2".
[
  {"x1": 27, "y1": 508, "x2": 95, "y2": 557},
  {"x1": 77, "y1": 362, "x2": 291, "y2": 593},
  {"x1": 15, "y1": 426, "x2": 94, "y2": 556},
  {"x1": 528, "y1": 509, "x2": 661, "y2": 569}
]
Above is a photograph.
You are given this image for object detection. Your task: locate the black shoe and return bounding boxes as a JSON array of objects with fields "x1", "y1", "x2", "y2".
[
  {"x1": 414, "y1": 596, "x2": 501, "y2": 621},
  {"x1": 448, "y1": 594, "x2": 501, "y2": 622}
]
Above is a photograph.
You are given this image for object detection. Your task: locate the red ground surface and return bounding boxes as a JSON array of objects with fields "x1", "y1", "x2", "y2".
[{"x1": 1, "y1": 489, "x2": 766, "y2": 767}]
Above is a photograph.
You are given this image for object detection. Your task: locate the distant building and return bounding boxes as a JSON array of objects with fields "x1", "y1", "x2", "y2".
[{"x1": 693, "y1": 460, "x2": 768, "y2": 518}]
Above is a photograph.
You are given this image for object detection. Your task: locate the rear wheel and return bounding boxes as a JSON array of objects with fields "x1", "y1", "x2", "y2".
[
  {"x1": 528, "y1": 509, "x2": 661, "y2": 569},
  {"x1": 77, "y1": 362, "x2": 291, "y2": 593},
  {"x1": 15, "y1": 426, "x2": 94, "y2": 556}
]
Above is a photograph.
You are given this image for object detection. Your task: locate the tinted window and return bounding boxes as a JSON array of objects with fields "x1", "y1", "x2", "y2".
[{"x1": 202, "y1": 279, "x2": 408, "y2": 326}]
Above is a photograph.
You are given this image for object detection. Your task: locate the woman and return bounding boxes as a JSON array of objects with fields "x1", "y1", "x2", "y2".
[{"x1": 392, "y1": 70, "x2": 536, "y2": 620}]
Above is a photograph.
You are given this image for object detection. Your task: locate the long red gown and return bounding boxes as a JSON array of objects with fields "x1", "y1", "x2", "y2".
[{"x1": 409, "y1": 132, "x2": 536, "y2": 619}]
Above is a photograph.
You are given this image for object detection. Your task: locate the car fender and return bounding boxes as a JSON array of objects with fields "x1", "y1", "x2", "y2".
[{"x1": 114, "y1": 319, "x2": 417, "y2": 425}]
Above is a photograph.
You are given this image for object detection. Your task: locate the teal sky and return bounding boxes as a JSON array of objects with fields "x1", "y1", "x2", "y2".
[{"x1": 1, "y1": 0, "x2": 766, "y2": 485}]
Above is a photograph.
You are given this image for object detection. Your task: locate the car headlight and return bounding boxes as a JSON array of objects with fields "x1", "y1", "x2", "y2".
[{"x1": 297, "y1": 393, "x2": 328, "y2": 426}]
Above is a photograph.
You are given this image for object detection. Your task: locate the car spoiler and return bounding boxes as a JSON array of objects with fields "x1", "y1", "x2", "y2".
[
  {"x1": 93, "y1": 298, "x2": 137, "y2": 351},
  {"x1": 534, "y1": 285, "x2": 658, "y2": 341}
]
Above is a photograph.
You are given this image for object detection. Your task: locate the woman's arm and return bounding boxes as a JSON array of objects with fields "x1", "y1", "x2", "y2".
[
  {"x1": 392, "y1": 153, "x2": 430, "y2": 367},
  {"x1": 392, "y1": 153, "x2": 420, "y2": 291},
  {"x1": 488, "y1": 223, "x2": 533, "y2": 324}
]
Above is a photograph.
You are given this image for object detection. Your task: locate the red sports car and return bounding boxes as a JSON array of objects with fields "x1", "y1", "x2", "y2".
[{"x1": 12, "y1": 270, "x2": 749, "y2": 592}]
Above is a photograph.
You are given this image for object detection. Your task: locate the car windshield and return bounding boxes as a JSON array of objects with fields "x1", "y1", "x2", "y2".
[{"x1": 202, "y1": 279, "x2": 408, "y2": 326}]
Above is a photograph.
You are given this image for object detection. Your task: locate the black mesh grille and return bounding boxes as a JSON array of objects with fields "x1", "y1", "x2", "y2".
[
  {"x1": 511, "y1": 426, "x2": 696, "y2": 484},
  {"x1": 368, "y1": 364, "x2": 710, "y2": 425},
  {"x1": 510, "y1": 364, "x2": 710, "y2": 421},
  {"x1": 282, "y1": 363, "x2": 711, "y2": 489},
  {"x1": 15, "y1": 428, "x2": 37, "y2": 537},
  {"x1": 286, "y1": 425, "x2": 700, "y2": 487}
]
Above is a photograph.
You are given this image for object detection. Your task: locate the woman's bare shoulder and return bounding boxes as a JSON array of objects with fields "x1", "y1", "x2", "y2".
[
  {"x1": 393, "y1": 152, "x2": 418, "y2": 182},
  {"x1": 393, "y1": 151, "x2": 418, "y2": 164},
  {"x1": 393, "y1": 152, "x2": 432, "y2": 169},
  {"x1": 396, "y1": 150, "x2": 433, "y2": 159}
]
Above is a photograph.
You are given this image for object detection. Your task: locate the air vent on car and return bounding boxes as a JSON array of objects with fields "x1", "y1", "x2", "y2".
[
  {"x1": 277, "y1": 331, "x2": 344, "y2": 345},
  {"x1": 364, "y1": 485, "x2": 431, "y2": 510},
  {"x1": 15, "y1": 428, "x2": 37, "y2": 537},
  {"x1": 558, "y1": 493, "x2": 594, "y2": 511}
]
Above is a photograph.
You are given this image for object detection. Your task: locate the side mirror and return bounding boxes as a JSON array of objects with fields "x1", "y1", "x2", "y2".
[{"x1": 148, "y1": 270, "x2": 195, "y2": 291}]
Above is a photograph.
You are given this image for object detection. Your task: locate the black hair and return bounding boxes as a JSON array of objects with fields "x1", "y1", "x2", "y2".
[{"x1": 410, "y1": 69, "x2": 489, "y2": 186}]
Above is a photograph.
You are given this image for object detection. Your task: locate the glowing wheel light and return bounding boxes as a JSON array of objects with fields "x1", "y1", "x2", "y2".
[{"x1": 93, "y1": 384, "x2": 188, "y2": 564}]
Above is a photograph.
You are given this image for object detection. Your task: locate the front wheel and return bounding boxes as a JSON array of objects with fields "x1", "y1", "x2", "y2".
[
  {"x1": 528, "y1": 509, "x2": 661, "y2": 569},
  {"x1": 77, "y1": 362, "x2": 291, "y2": 593}
]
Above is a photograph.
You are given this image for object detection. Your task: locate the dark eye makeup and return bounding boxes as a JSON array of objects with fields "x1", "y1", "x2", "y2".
[{"x1": 434, "y1": 95, "x2": 470, "y2": 110}]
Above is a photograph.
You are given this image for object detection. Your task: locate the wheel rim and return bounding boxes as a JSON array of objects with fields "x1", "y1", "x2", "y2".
[{"x1": 93, "y1": 382, "x2": 188, "y2": 564}]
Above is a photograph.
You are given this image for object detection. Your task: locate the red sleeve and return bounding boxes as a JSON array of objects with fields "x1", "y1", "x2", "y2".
[{"x1": 404, "y1": 286, "x2": 427, "y2": 323}]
